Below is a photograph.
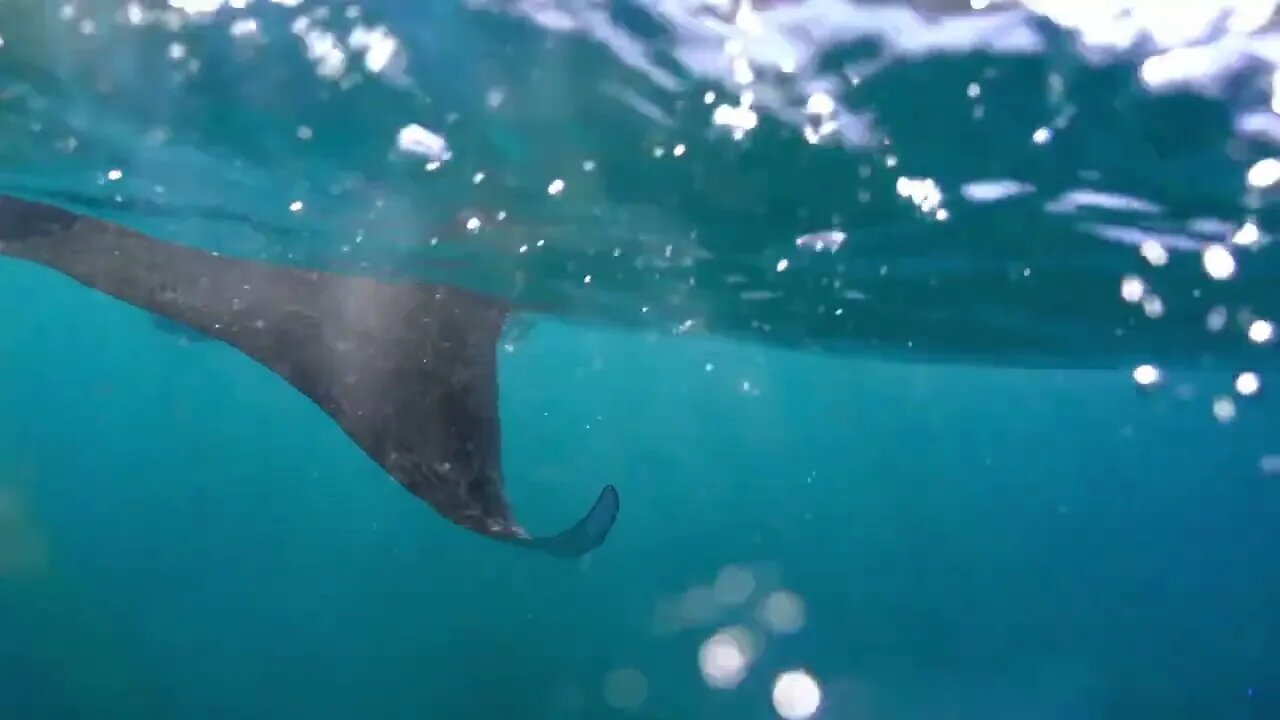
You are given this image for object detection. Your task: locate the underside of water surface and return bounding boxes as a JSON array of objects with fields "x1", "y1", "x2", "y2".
[{"x1": 0, "y1": 0, "x2": 1278, "y2": 372}]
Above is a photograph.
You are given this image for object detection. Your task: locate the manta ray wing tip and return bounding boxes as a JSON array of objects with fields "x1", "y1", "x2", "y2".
[{"x1": 526, "y1": 484, "x2": 620, "y2": 559}]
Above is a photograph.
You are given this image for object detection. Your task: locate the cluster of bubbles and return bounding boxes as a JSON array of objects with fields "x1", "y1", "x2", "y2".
[
  {"x1": 1078, "y1": 6, "x2": 1280, "y2": 449},
  {"x1": 634, "y1": 564, "x2": 821, "y2": 719},
  {"x1": 1125, "y1": 154, "x2": 1275, "y2": 440}
]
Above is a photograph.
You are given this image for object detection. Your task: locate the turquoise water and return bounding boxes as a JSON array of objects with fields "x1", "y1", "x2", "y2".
[{"x1": 2, "y1": 1, "x2": 1280, "y2": 718}]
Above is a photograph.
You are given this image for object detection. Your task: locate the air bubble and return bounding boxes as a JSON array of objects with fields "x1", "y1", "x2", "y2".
[
  {"x1": 1139, "y1": 239, "x2": 1169, "y2": 266},
  {"x1": 805, "y1": 92, "x2": 835, "y2": 116},
  {"x1": 1202, "y1": 244, "x2": 1236, "y2": 280},
  {"x1": 1260, "y1": 455, "x2": 1280, "y2": 474},
  {"x1": 1213, "y1": 396, "x2": 1237, "y2": 422},
  {"x1": 1236, "y1": 372, "x2": 1261, "y2": 397},
  {"x1": 1141, "y1": 294, "x2": 1164, "y2": 319},
  {"x1": 795, "y1": 230, "x2": 846, "y2": 253},
  {"x1": 698, "y1": 628, "x2": 754, "y2": 689},
  {"x1": 1206, "y1": 306, "x2": 1228, "y2": 332},
  {"x1": 1248, "y1": 319, "x2": 1275, "y2": 344},
  {"x1": 395, "y1": 124, "x2": 450, "y2": 163},
  {"x1": 1247, "y1": 158, "x2": 1280, "y2": 188},
  {"x1": 1133, "y1": 364, "x2": 1160, "y2": 386},
  {"x1": 759, "y1": 590, "x2": 805, "y2": 634},
  {"x1": 602, "y1": 669, "x2": 648, "y2": 711},
  {"x1": 712, "y1": 565, "x2": 756, "y2": 605},
  {"x1": 1120, "y1": 275, "x2": 1146, "y2": 303},
  {"x1": 772, "y1": 670, "x2": 822, "y2": 720},
  {"x1": 1231, "y1": 222, "x2": 1261, "y2": 247}
]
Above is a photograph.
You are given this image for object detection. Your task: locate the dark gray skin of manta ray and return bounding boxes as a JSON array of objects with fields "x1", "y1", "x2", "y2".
[{"x1": 0, "y1": 194, "x2": 618, "y2": 558}]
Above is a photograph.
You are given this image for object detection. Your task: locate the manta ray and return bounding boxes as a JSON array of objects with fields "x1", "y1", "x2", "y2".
[{"x1": 0, "y1": 194, "x2": 618, "y2": 558}]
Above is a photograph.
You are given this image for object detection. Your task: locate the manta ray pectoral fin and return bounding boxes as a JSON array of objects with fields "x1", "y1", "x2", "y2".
[
  {"x1": 517, "y1": 484, "x2": 620, "y2": 558},
  {"x1": 0, "y1": 193, "x2": 624, "y2": 558}
]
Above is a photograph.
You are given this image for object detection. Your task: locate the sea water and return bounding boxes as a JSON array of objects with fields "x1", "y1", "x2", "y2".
[{"x1": 1, "y1": 1, "x2": 1278, "y2": 718}]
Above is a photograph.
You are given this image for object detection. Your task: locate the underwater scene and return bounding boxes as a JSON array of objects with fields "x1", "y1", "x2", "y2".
[{"x1": 1, "y1": 0, "x2": 1279, "y2": 718}]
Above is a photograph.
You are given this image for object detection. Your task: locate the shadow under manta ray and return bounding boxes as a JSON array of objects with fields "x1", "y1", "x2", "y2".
[{"x1": 0, "y1": 194, "x2": 619, "y2": 559}]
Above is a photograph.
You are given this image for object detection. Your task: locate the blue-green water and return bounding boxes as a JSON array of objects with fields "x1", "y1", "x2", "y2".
[
  {"x1": 2, "y1": 1, "x2": 1280, "y2": 718},
  {"x1": 4, "y1": 256, "x2": 1278, "y2": 718}
]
